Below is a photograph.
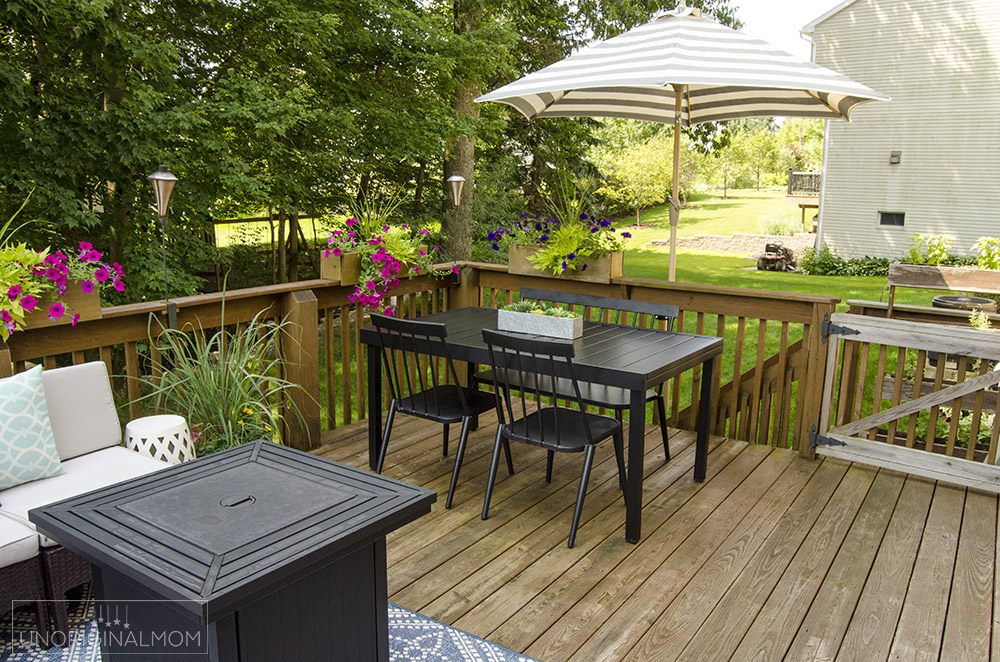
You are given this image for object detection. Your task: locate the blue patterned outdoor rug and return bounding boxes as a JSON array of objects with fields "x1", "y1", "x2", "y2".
[{"x1": 3, "y1": 587, "x2": 539, "y2": 661}]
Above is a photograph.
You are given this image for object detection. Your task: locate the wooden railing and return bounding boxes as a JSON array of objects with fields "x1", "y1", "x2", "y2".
[
  {"x1": 0, "y1": 264, "x2": 840, "y2": 454},
  {"x1": 787, "y1": 169, "x2": 821, "y2": 197}
]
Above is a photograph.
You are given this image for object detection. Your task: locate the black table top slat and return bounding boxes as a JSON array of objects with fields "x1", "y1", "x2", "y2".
[
  {"x1": 29, "y1": 441, "x2": 435, "y2": 622},
  {"x1": 361, "y1": 307, "x2": 722, "y2": 390}
]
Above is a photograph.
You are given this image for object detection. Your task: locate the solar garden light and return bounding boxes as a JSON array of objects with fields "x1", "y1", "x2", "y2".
[
  {"x1": 148, "y1": 164, "x2": 178, "y2": 329},
  {"x1": 447, "y1": 172, "x2": 465, "y2": 207}
]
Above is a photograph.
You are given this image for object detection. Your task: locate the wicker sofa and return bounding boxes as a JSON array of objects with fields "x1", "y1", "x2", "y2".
[{"x1": 0, "y1": 361, "x2": 168, "y2": 637}]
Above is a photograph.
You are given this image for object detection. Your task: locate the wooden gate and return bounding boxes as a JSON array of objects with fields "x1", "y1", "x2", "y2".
[{"x1": 814, "y1": 313, "x2": 1000, "y2": 493}]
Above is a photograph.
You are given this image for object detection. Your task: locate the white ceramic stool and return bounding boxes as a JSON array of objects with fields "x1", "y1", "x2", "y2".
[{"x1": 124, "y1": 415, "x2": 196, "y2": 465}]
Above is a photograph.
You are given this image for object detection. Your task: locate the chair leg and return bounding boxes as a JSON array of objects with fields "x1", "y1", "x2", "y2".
[
  {"x1": 482, "y1": 427, "x2": 505, "y2": 521},
  {"x1": 545, "y1": 450, "x2": 555, "y2": 484},
  {"x1": 655, "y1": 394, "x2": 670, "y2": 462},
  {"x1": 503, "y1": 439, "x2": 515, "y2": 475},
  {"x1": 613, "y1": 430, "x2": 626, "y2": 492},
  {"x1": 442, "y1": 423, "x2": 450, "y2": 457},
  {"x1": 375, "y1": 400, "x2": 397, "y2": 474},
  {"x1": 569, "y1": 445, "x2": 596, "y2": 548},
  {"x1": 446, "y1": 417, "x2": 473, "y2": 509}
]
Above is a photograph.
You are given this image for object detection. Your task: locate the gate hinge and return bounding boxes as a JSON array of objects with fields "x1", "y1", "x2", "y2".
[
  {"x1": 821, "y1": 313, "x2": 860, "y2": 343},
  {"x1": 810, "y1": 425, "x2": 847, "y2": 449}
]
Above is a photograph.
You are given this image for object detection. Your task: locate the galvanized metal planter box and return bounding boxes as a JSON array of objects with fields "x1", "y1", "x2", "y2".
[
  {"x1": 508, "y1": 245, "x2": 623, "y2": 284},
  {"x1": 497, "y1": 308, "x2": 583, "y2": 339}
]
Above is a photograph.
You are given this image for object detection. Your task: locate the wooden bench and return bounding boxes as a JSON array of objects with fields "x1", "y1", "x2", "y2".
[{"x1": 886, "y1": 263, "x2": 1000, "y2": 317}]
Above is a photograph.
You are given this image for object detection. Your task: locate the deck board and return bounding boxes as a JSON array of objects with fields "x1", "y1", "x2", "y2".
[{"x1": 315, "y1": 412, "x2": 1000, "y2": 662}]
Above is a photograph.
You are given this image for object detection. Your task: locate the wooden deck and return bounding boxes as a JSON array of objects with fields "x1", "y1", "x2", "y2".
[{"x1": 315, "y1": 412, "x2": 1000, "y2": 662}]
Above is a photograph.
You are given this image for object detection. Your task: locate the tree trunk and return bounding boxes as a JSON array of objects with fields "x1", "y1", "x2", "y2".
[
  {"x1": 288, "y1": 208, "x2": 300, "y2": 282},
  {"x1": 444, "y1": 1, "x2": 482, "y2": 261},
  {"x1": 415, "y1": 160, "x2": 426, "y2": 204}
]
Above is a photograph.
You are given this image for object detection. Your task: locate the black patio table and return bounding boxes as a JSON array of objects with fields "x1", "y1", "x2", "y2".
[
  {"x1": 361, "y1": 306, "x2": 723, "y2": 543},
  {"x1": 29, "y1": 440, "x2": 435, "y2": 661}
]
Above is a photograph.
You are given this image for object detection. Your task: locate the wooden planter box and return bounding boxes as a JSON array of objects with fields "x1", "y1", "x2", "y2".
[
  {"x1": 22, "y1": 281, "x2": 101, "y2": 329},
  {"x1": 508, "y1": 245, "x2": 623, "y2": 284},
  {"x1": 497, "y1": 308, "x2": 583, "y2": 339},
  {"x1": 320, "y1": 252, "x2": 362, "y2": 285}
]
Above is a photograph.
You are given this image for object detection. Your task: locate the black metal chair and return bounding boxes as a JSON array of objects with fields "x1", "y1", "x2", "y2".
[
  {"x1": 370, "y1": 313, "x2": 505, "y2": 508},
  {"x1": 479, "y1": 287, "x2": 679, "y2": 462},
  {"x1": 481, "y1": 328, "x2": 626, "y2": 548}
]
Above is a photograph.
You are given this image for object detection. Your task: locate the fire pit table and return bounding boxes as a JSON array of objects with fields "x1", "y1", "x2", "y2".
[{"x1": 29, "y1": 440, "x2": 435, "y2": 661}]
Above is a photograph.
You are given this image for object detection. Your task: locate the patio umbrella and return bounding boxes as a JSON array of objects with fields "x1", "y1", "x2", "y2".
[{"x1": 476, "y1": 4, "x2": 889, "y2": 280}]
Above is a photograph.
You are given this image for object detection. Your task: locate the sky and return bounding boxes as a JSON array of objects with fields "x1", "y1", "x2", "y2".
[{"x1": 732, "y1": 0, "x2": 848, "y2": 60}]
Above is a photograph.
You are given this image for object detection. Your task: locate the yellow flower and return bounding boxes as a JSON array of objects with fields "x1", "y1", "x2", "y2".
[
  {"x1": 238, "y1": 420, "x2": 244, "y2": 425},
  {"x1": 264, "y1": 425, "x2": 272, "y2": 432},
  {"x1": 243, "y1": 407, "x2": 254, "y2": 415}
]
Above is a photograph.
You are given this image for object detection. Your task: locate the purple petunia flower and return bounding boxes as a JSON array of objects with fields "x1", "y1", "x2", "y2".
[
  {"x1": 7, "y1": 285, "x2": 21, "y2": 301},
  {"x1": 19, "y1": 295, "x2": 37, "y2": 312},
  {"x1": 94, "y1": 267, "x2": 109, "y2": 282},
  {"x1": 0, "y1": 311, "x2": 11, "y2": 323},
  {"x1": 582, "y1": 264, "x2": 588, "y2": 271},
  {"x1": 112, "y1": 278, "x2": 124, "y2": 292},
  {"x1": 70, "y1": 313, "x2": 81, "y2": 327},
  {"x1": 81, "y1": 280, "x2": 95, "y2": 293},
  {"x1": 47, "y1": 303, "x2": 65, "y2": 321},
  {"x1": 79, "y1": 241, "x2": 92, "y2": 252},
  {"x1": 621, "y1": 232, "x2": 632, "y2": 238},
  {"x1": 567, "y1": 253, "x2": 576, "y2": 260},
  {"x1": 561, "y1": 261, "x2": 568, "y2": 271}
]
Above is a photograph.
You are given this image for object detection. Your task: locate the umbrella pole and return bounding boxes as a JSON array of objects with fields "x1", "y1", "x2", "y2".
[{"x1": 668, "y1": 85, "x2": 684, "y2": 281}]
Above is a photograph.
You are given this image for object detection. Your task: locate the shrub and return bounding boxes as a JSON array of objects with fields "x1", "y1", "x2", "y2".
[
  {"x1": 798, "y1": 245, "x2": 844, "y2": 275},
  {"x1": 758, "y1": 206, "x2": 799, "y2": 236},
  {"x1": 974, "y1": 237, "x2": 1000, "y2": 270},
  {"x1": 906, "y1": 233, "x2": 952, "y2": 265}
]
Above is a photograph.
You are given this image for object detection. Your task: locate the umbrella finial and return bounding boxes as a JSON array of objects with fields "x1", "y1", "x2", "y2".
[{"x1": 655, "y1": 4, "x2": 702, "y2": 21}]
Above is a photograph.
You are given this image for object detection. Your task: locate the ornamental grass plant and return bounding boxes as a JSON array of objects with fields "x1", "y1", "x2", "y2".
[{"x1": 133, "y1": 308, "x2": 308, "y2": 455}]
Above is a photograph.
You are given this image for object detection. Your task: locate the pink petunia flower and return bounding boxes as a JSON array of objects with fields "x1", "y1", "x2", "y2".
[
  {"x1": 79, "y1": 241, "x2": 93, "y2": 252},
  {"x1": 331, "y1": 247, "x2": 342, "y2": 257},
  {"x1": 112, "y1": 278, "x2": 124, "y2": 292},
  {"x1": 7, "y1": 285, "x2": 21, "y2": 301},
  {"x1": 19, "y1": 295, "x2": 37, "y2": 312},
  {"x1": 113, "y1": 263, "x2": 124, "y2": 276},
  {"x1": 323, "y1": 248, "x2": 331, "y2": 258},
  {"x1": 0, "y1": 311, "x2": 11, "y2": 323},
  {"x1": 47, "y1": 303, "x2": 65, "y2": 321},
  {"x1": 70, "y1": 313, "x2": 81, "y2": 327},
  {"x1": 94, "y1": 267, "x2": 109, "y2": 282},
  {"x1": 81, "y1": 280, "x2": 95, "y2": 293}
]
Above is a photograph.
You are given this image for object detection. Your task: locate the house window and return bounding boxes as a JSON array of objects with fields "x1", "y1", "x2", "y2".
[{"x1": 878, "y1": 212, "x2": 905, "y2": 227}]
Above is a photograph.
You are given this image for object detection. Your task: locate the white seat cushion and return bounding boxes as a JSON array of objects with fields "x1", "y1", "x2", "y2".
[
  {"x1": 0, "y1": 514, "x2": 39, "y2": 567},
  {"x1": 42, "y1": 361, "x2": 122, "y2": 461},
  {"x1": 0, "y1": 446, "x2": 168, "y2": 546}
]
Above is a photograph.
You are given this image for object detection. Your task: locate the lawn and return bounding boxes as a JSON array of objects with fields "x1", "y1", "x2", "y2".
[{"x1": 619, "y1": 189, "x2": 941, "y2": 310}]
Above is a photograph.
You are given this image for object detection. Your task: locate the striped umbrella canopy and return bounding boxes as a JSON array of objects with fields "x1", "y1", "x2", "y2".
[{"x1": 476, "y1": 4, "x2": 889, "y2": 280}]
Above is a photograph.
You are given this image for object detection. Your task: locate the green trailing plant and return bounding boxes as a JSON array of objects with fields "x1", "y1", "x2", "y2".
[
  {"x1": 502, "y1": 300, "x2": 580, "y2": 318},
  {"x1": 132, "y1": 307, "x2": 309, "y2": 455}
]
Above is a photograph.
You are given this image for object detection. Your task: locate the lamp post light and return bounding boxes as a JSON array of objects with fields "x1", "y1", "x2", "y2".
[
  {"x1": 446, "y1": 172, "x2": 466, "y2": 283},
  {"x1": 447, "y1": 172, "x2": 465, "y2": 207},
  {"x1": 148, "y1": 164, "x2": 178, "y2": 329}
]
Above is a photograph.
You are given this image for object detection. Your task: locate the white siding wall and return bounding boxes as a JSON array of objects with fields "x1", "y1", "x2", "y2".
[{"x1": 813, "y1": 0, "x2": 1000, "y2": 259}]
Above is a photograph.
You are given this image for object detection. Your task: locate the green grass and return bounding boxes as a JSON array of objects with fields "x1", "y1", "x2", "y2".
[{"x1": 620, "y1": 188, "x2": 802, "y2": 246}]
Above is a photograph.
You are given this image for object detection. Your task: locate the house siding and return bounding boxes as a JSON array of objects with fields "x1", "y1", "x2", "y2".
[{"x1": 811, "y1": 0, "x2": 1000, "y2": 260}]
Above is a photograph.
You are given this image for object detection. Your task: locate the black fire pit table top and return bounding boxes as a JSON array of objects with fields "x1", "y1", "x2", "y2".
[{"x1": 29, "y1": 440, "x2": 435, "y2": 623}]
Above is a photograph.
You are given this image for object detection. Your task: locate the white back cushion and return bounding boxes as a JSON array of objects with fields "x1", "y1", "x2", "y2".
[{"x1": 41, "y1": 362, "x2": 121, "y2": 460}]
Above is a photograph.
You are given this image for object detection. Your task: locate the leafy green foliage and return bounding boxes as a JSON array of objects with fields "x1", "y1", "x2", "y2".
[
  {"x1": 502, "y1": 300, "x2": 580, "y2": 318},
  {"x1": 905, "y1": 233, "x2": 953, "y2": 265},
  {"x1": 974, "y1": 237, "x2": 1000, "y2": 270}
]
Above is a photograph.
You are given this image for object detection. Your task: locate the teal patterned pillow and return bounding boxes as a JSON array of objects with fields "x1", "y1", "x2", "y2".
[{"x1": 0, "y1": 365, "x2": 64, "y2": 489}]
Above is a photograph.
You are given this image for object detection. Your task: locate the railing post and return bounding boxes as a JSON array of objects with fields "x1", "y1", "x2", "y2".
[
  {"x1": 453, "y1": 264, "x2": 481, "y2": 310},
  {"x1": 797, "y1": 299, "x2": 838, "y2": 457},
  {"x1": 0, "y1": 341, "x2": 12, "y2": 378},
  {"x1": 280, "y1": 289, "x2": 321, "y2": 451}
]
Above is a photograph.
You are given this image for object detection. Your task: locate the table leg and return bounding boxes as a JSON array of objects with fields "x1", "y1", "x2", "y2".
[
  {"x1": 694, "y1": 356, "x2": 715, "y2": 482},
  {"x1": 625, "y1": 389, "x2": 645, "y2": 544},
  {"x1": 367, "y1": 344, "x2": 382, "y2": 470}
]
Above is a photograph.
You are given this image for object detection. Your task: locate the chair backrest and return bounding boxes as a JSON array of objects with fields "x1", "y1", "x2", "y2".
[
  {"x1": 519, "y1": 287, "x2": 679, "y2": 330},
  {"x1": 369, "y1": 313, "x2": 470, "y2": 416},
  {"x1": 41, "y1": 361, "x2": 122, "y2": 460},
  {"x1": 482, "y1": 328, "x2": 596, "y2": 447}
]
